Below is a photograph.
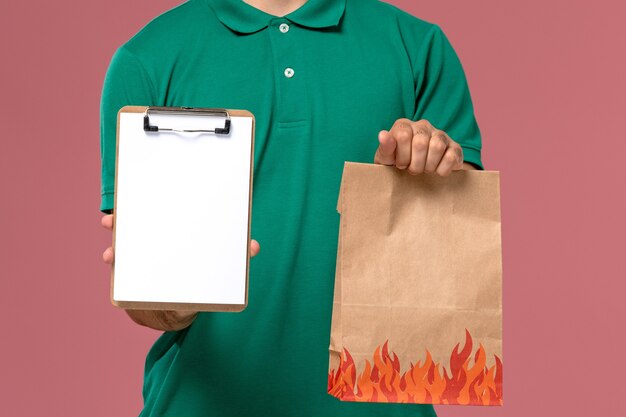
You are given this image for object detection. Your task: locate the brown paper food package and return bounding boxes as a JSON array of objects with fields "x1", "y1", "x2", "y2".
[{"x1": 328, "y1": 162, "x2": 503, "y2": 406}]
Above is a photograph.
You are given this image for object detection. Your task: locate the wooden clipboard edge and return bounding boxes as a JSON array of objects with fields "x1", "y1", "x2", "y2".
[
  {"x1": 114, "y1": 300, "x2": 247, "y2": 312},
  {"x1": 110, "y1": 105, "x2": 255, "y2": 313}
]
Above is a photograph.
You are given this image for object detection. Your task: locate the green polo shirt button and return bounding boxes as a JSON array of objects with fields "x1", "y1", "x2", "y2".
[
  {"x1": 284, "y1": 67, "x2": 295, "y2": 78},
  {"x1": 279, "y1": 23, "x2": 290, "y2": 33}
]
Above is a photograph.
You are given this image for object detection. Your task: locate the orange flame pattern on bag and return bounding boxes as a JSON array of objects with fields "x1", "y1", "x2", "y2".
[{"x1": 328, "y1": 329, "x2": 502, "y2": 405}]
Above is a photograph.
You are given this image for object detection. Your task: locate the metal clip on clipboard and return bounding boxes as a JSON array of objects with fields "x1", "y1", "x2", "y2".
[{"x1": 143, "y1": 107, "x2": 231, "y2": 135}]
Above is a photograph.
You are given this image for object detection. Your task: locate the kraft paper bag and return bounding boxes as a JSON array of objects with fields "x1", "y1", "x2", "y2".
[{"x1": 328, "y1": 162, "x2": 503, "y2": 406}]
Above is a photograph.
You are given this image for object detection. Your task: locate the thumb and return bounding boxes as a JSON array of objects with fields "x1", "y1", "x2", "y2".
[
  {"x1": 374, "y1": 130, "x2": 396, "y2": 165},
  {"x1": 250, "y1": 239, "x2": 261, "y2": 257}
]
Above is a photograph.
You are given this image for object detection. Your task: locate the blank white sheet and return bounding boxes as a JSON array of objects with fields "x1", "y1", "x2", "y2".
[{"x1": 113, "y1": 111, "x2": 252, "y2": 305}]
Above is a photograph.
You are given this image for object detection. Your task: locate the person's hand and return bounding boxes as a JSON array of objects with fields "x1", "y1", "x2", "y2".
[
  {"x1": 100, "y1": 213, "x2": 261, "y2": 331},
  {"x1": 374, "y1": 119, "x2": 466, "y2": 176},
  {"x1": 100, "y1": 214, "x2": 261, "y2": 264}
]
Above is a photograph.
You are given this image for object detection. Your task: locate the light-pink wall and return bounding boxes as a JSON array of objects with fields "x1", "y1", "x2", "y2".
[{"x1": 1, "y1": 1, "x2": 624, "y2": 416}]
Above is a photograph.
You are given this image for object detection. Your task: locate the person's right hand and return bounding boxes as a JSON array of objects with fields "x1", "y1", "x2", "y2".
[
  {"x1": 100, "y1": 213, "x2": 260, "y2": 331},
  {"x1": 100, "y1": 214, "x2": 261, "y2": 264}
]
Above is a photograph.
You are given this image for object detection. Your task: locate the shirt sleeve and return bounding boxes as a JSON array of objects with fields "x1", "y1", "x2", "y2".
[
  {"x1": 412, "y1": 24, "x2": 483, "y2": 169},
  {"x1": 99, "y1": 46, "x2": 156, "y2": 214}
]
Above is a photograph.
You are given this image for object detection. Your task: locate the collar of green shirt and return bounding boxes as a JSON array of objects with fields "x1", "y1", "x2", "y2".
[{"x1": 204, "y1": 0, "x2": 346, "y2": 33}]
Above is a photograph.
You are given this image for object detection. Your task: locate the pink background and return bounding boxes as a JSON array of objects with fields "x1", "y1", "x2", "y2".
[{"x1": 1, "y1": 0, "x2": 624, "y2": 415}]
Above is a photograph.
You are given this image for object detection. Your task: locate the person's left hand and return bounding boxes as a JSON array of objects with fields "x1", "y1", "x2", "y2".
[{"x1": 374, "y1": 118, "x2": 467, "y2": 176}]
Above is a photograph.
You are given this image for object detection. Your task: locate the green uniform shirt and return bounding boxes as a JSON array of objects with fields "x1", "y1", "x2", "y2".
[{"x1": 100, "y1": 0, "x2": 483, "y2": 416}]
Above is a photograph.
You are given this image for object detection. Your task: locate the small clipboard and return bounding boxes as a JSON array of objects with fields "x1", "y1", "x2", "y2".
[{"x1": 111, "y1": 106, "x2": 255, "y2": 312}]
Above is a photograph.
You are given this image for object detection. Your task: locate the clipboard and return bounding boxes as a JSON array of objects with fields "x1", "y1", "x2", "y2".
[{"x1": 111, "y1": 106, "x2": 255, "y2": 312}]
